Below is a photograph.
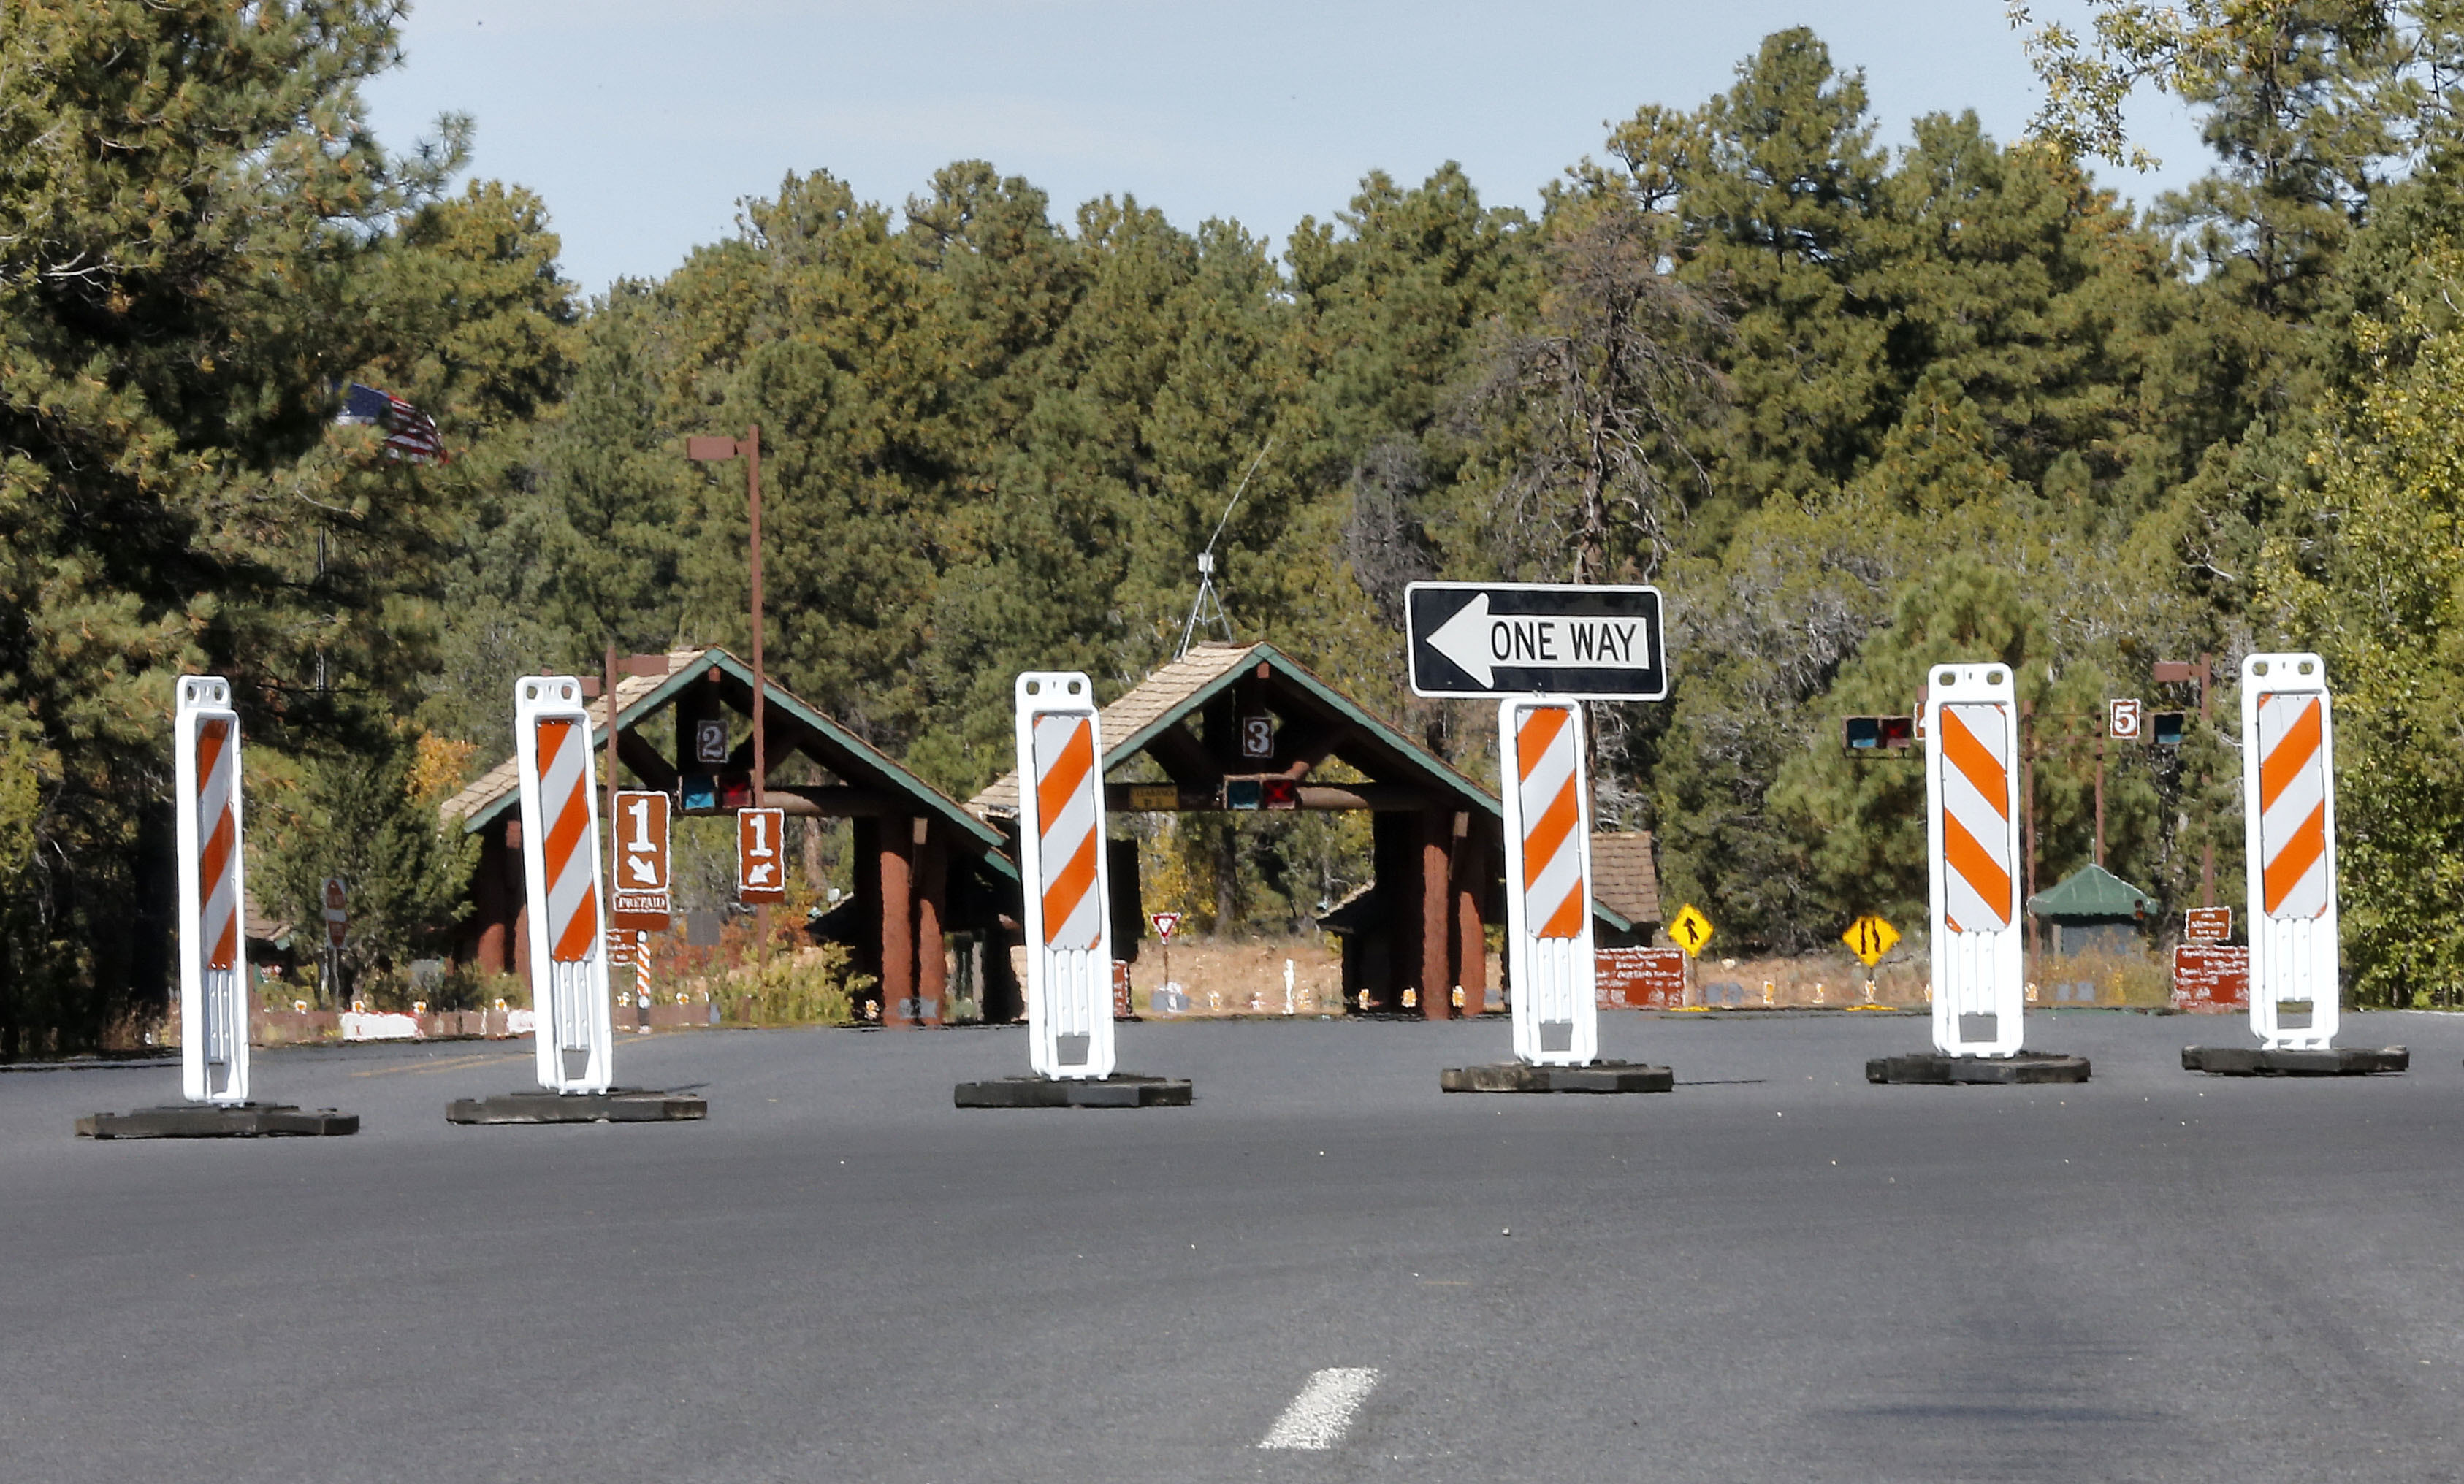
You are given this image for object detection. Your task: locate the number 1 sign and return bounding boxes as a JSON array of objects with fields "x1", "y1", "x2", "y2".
[
  {"x1": 612, "y1": 789, "x2": 673, "y2": 930},
  {"x1": 737, "y1": 806, "x2": 787, "y2": 905}
]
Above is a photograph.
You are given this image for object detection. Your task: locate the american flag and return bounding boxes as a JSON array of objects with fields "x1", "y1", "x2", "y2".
[{"x1": 337, "y1": 382, "x2": 446, "y2": 464}]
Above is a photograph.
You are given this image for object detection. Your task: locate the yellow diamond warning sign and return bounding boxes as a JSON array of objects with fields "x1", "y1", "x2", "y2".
[
  {"x1": 1668, "y1": 903, "x2": 1714, "y2": 957},
  {"x1": 1842, "y1": 914, "x2": 1900, "y2": 968}
]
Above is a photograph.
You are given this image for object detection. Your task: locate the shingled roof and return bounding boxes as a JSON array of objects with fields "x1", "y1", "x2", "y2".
[
  {"x1": 965, "y1": 641, "x2": 1500, "y2": 822},
  {"x1": 440, "y1": 647, "x2": 1005, "y2": 859},
  {"x1": 437, "y1": 649, "x2": 702, "y2": 832},
  {"x1": 1589, "y1": 831, "x2": 1661, "y2": 928}
]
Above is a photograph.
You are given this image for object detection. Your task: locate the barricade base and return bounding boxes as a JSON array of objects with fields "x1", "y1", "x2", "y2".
[
  {"x1": 1865, "y1": 1052, "x2": 2090, "y2": 1085},
  {"x1": 2182, "y1": 1045, "x2": 2408, "y2": 1076},
  {"x1": 1439, "y1": 1061, "x2": 1674, "y2": 1093},
  {"x1": 77, "y1": 1104, "x2": 359, "y2": 1139},
  {"x1": 953, "y1": 1074, "x2": 1191, "y2": 1109},
  {"x1": 446, "y1": 1089, "x2": 708, "y2": 1124}
]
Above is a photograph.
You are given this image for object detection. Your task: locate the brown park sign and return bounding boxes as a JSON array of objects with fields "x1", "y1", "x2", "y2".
[
  {"x1": 1598, "y1": 946, "x2": 1687, "y2": 1009},
  {"x1": 2172, "y1": 942, "x2": 2249, "y2": 1011},
  {"x1": 2184, "y1": 906, "x2": 2231, "y2": 943}
]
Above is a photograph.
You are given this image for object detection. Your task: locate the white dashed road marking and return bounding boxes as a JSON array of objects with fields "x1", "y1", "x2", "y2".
[{"x1": 1258, "y1": 1367, "x2": 1381, "y2": 1450}]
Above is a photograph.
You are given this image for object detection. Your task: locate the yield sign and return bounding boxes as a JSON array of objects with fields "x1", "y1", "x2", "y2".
[
  {"x1": 1842, "y1": 914, "x2": 1900, "y2": 968},
  {"x1": 1405, "y1": 582, "x2": 1667, "y2": 700},
  {"x1": 1150, "y1": 911, "x2": 1183, "y2": 944},
  {"x1": 1668, "y1": 903, "x2": 1714, "y2": 957}
]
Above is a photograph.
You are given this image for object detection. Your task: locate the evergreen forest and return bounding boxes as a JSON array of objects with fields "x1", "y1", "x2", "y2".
[{"x1": 9, "y1": 0, "x2": 2464, "y2": 1047}]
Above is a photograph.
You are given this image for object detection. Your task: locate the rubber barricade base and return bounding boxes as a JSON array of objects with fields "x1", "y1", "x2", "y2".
[
  {"x1": 77, "y1": 1104, "x2": 359, "y2": 1139},
  {"x1": 1866, "y1": 1052, "x2": 2091, "y2": 1085},
  {"x1": 953, "y1": 1074, "x2": 1191, "y2": 1109},
  {"x1": 447, "y1": 1089, "x2": 708, "y2": 1123},
  {"x1": 1439, "y1": 1061, "x2": 1674, "y2": 1093},
  {"x1": 2181, "y1": 1046, "x2": 2408, "y2": 1076}
]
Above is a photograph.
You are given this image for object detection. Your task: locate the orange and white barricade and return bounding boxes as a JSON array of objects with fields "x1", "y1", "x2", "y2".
[
  {"x1": 175, "y1": 677, "x2": 251, "y2": 1105},
  {"x1": 515, "y1": 677, "x2": 614, "y2": 1093},
  {"x1": 1501, "y1": 699, "x2": 1598, "y2": 1066},
  {"x1": 1016, "y1": 673, "x2": 1113, "y2": 1079},
  {"x1": 1926, "y1": 664, "x2": 2024, "y2": 1057},
  {"x1": 2242, "y1": 654, "x2": 2338, "y2": 1049}
]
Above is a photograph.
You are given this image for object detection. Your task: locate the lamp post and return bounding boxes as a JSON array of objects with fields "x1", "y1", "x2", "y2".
[{"x1": 688, "y1": 425, "x2": 768, "y2": 956}]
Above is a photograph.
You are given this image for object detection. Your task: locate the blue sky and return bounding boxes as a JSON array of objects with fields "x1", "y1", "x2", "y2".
[{"x1": 359, "y1": 1, "x2": 2210, "y2": 294}]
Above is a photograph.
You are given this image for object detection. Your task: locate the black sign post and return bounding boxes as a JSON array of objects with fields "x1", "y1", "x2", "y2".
[{"x1": 1405, "y1": 582, "x2": 1668, "y2": 700}]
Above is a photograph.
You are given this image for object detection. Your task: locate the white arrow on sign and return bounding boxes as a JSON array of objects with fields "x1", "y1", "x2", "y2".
[{"x1": 1425, "y1": 592, "x2": 1649, "y2": 688}]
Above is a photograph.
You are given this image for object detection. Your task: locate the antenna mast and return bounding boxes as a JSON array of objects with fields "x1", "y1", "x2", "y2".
[{"x1": 1178, "y1": 437, "x2": 1275, "y2": 659}]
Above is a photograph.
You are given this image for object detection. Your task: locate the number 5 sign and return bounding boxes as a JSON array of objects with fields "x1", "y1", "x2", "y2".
[
  {"x1": 612, "y1": 789, "x2": 673, "y2": 930},
  {"x1": 738, "y1": 806, "x2": 787, "y2": 905}
]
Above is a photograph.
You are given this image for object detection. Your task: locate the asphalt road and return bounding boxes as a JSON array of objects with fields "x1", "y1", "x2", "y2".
[{"x1": 5, "y1": 1009, "x2": 2463, "y2": 1483}]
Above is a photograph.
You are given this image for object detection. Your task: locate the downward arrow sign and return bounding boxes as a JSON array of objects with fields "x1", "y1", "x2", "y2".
[{"x1": 1427, "y1": 592, "x2": 1499, "y2": 686}]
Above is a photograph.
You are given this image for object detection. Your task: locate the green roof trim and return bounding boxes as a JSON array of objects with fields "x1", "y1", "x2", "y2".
[
  {"x1": 2026, "y1": 863, "x2": 2156, "y2": 920},
  {"x1": 453, "y1": 649, "x2": 1011, "y2": 874},
  {"x1": 1102, "y1": 643, "x2": 1503, "y2": 821}
]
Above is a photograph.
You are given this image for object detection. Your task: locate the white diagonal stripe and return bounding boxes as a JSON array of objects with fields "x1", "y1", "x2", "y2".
[
  {"x1": 1523, "y1": 825, "x2": 1583, "y2": 927},
  {"x1": 1259, "y1": 1368, "x2": 1381, "y2": 1450},
  {"x1": 195, "y1": 724, "x2": 240, "y2": 965},
  {"x1": 1516, "y1": 713, "x2": 1577, "y2": 826},
  {"x1": 1517, "y1": 710, "x2": 1582, "y2": 928},
  {"x1": 538, "y1": 720, "x2": 598, "y2": 957},
  {"x1": 1940, "y1": 704, "x2": 2012, "y2": 933},
  {"x1": 2257, "y1": 695, "x2": 2328, "y2": 919},
  {"x1": 1039, "y1": 779, "x2": 1097, "y2": 892}
]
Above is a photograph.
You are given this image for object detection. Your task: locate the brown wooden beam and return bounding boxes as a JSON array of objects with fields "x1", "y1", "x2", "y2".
[
  {"x1": 1142, "y1": 720, "x2": 1219, "y2": 787},
  {"x1": 878, "y1": 823, "x2": 916, "y2": 1025},
  {"x1": 1267, "y1": 717, "x2": 1357, "y2": 780},
  {"x1": 1102, "y1": 782, "x2": 1443, "y2": 812},
  {"x1": 915, "y1": 819, "x2": 947, "y2": 1025},
  {"x1": 1419, "y1": 809, "x2": 1450, "y2": 1020},
  {"x1": 616, "y1": 730, "x2": 679, "y2": 792},
  {"x1": 767, "y1": 784, "x2": 921, "y2": 818}
]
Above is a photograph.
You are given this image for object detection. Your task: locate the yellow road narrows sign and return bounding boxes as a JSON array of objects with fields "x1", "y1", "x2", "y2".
[
  {"x1": 1843, "y1": 914, "x2": 1900, "y2": 968},
  {"x1": 1668, "y1": 903, "x2": 1714, "y2": 957}
]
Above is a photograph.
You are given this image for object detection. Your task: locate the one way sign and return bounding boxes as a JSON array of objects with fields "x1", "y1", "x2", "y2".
[{"x1": 1405, "y1": 582, "x2": 1668, "y2": 700}]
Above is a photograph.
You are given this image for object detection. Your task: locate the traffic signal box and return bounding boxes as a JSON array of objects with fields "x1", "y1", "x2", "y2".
[{"x1": 1844, "y1": 715, "x2": 1916, "y2": 755}]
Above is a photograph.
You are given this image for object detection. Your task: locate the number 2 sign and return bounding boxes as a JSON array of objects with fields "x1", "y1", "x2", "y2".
[
  {"x1": 737, "y1": 806, "x2": 787, "y2": 905},
  {"x1": 611, "y1": 789, "x2": 672, "y2": 930}
]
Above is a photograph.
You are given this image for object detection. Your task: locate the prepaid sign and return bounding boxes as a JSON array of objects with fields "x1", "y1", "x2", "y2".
[{"x1": 611, "y1": 789, "x2": 673, "y2": 930}]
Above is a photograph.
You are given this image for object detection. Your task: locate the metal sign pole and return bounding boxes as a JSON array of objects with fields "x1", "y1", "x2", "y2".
[
  {"x1": 514, "y1": 676, "x2": 615, "y2": 1093},
  {"x1": 1015, "y1": 672, "x2": 1114, "y2": 1080},
  {"x1": 2242, "y1": 654, "x2": 2339, "y2": 1052},
  {"x1": 175, "y1": 677, "x2": 251, "y2": 1106},
  {"x1": 747, "y1": 425, "x2": 768, "y2": 971}
]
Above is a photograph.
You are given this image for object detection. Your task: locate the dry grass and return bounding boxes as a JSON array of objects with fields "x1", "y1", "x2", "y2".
[{"x1": 1126, "y1": 936, "x2": 1349, "y2": 1016}]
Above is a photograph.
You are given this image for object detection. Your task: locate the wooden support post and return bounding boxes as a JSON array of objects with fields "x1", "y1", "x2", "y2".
[
  {"x1": 915, "y1": 819, "x2": 947, "y2": 1026},
  {"x1": 2198, "y1": 651, "x2": 2216, "y2": 909},
  {"x1": 475, "y1": 824, "x2": 518, "y2": 975},
  {"x1": 1451, "y1": 823, "x2": 1486, "y2": 1017},
  {"x1": 878, "y1": 819, "x2": 915, "y2": 1026},
  {"x1": 1419, "y1": 809, "x2": 1449, "y2": 1020},
  {"x1": 2021, "y1": 701, "x2": 2038, "y2": 977}
]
